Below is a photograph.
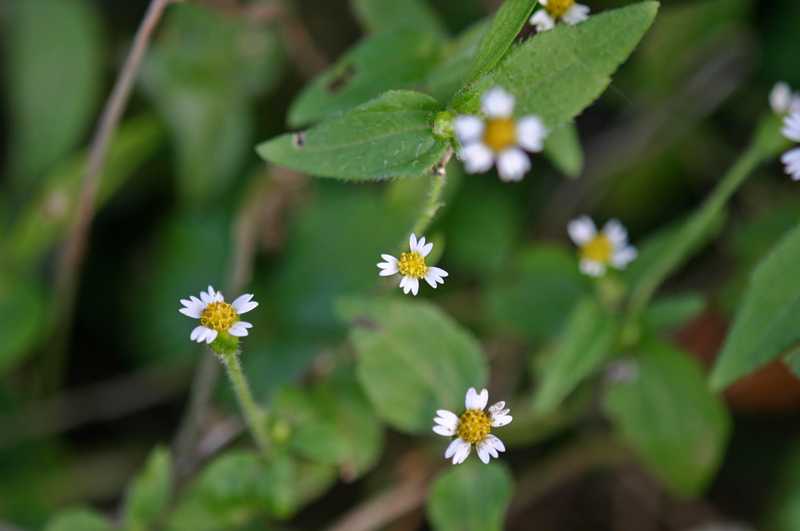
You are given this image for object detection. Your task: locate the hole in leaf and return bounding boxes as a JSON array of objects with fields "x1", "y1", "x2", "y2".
[{"x1": 326, "y1": 63, "x2": 357, "y2": 94}]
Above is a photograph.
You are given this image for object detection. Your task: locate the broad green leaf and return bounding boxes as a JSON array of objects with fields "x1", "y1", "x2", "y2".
[
  {"x1": 424, "y1": 20, "x2": 488, "y2": 103},
  {"x1": 273, "y1": 369, "x2": 383, "y2": 476},
  {"x1": 711, "y1": 220, "x2": 800, "y2": 390},
  {"x1": 288, "y1": 29, "x2": 443, "y2": 127},
  {"x1": 467, "y1": 0, "x2": 537, "y2": 86},
  {"x1": 605, "y1": 341, "x2": 731, "y2": 496},
  {"x1": 493, "y1": 2, "x2": 658, "y2": 127},
  {"x1": 257, "y1": 91, "x2": 448, "y2": 181},
  {"x1": 43, "y1": 509, "x2": 112, "y2": 531},
  {"x1": 426, "y1": 460, "x2": 514, "y2": 531},
  {"x1": 349, "y1": 0, "x2": 448, "y2": 35},
  {"x1": 643, "y1": 293, "x2": 706, "y2": 332},
  {"x1": 542, "y1": 122, "x2": 584, "y2": 178},
  {"x1": 338, "y1": 297, "x2": 487, "y2": 433},
  {"x1": 7, "y1": 114, "x2": 165, "y2": 269},
  {"x1": 123, "y1": 446, "x2": 172, "y2": 529},
  {"x1": 533, "y1": 299, "x2": 617, "y2": 414},
  {"x1": 141, "y1": 3, "x2": 284, "y2": 207},
  {"x1": 5, "y1": 0, "x2": 102, "y2": 188},
  {"x1": 0, "y1": 275, "x2": 45, "y2": 374},
  {"x1": 487, "y1": 244, "x2": 592, "y2": 340}
]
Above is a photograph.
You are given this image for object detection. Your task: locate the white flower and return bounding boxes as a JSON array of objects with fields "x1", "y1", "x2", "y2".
[
  {"x1": 377, "y1": 234, "x2": 448, "y2": 296},
  {"x1": 454, "y1": 87, "x2": 548, "y2": 182},
  {"x1": 179, "y1": 285, "x2": 257, "y2": 344},
  {"x1": 568, "y1": 216, "x2": 637, "y2": 277},
  {"x1": 433, "y1": 387, "x2": 512, "y2": 465},
  {"x1": 529, "y1": 0, "x2": 590, "y2": 32},
  {"x1": 781, "y1": 111, "x2": 800, "y2": 181},
  {"x1": 770, "y1": 81, "x2": 800, "y2": 115}
]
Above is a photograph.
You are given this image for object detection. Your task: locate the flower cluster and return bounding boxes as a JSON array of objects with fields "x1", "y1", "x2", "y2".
[
  {"x1": 433, "y1": 388, "x2": 512, "y2": 464},
  {"x1": 377, "y1": 234, "x2": 449, "y2": 295},
  {"x1": 179, "y1": 286, "x2": 257, "y2": 348},
  {"x1": 775, "y1": 82, "x2": 800, "y2": 181},
  {"x1": 568, "y1": 216, "x2": 637, "y2": 277},
  {"x1": 530, "y1": 0, "x2": 590, "y2": 32}
]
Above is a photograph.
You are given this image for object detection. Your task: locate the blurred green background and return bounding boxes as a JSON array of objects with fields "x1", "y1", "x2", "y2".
[{"x1": 3, "y1": 0, "x2": 800, "y2": 529}]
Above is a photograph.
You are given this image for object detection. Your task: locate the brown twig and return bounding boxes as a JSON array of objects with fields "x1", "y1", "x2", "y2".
[{"x1": 46, "y1": 0, "x2": 179, "y2": 391}]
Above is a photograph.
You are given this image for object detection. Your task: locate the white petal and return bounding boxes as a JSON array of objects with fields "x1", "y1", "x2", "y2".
[
  {"x1": 428, "y1": 266, "x2": 448, "y2": 278},
  {"x1": 419, "y1": 241, "x2": 434, "y2": 257},
  {"x1": 237, "y1": 321, "x2": 253, "y2": 328},
  {"x1": 790, "y1": 94, "x2": 800, "y2": 115},
  {"x1": 433, "y1": 425, "x2": 457, "y2": 436},
  {"x1": 462, "y1": 143, "x2": 495, "y2": 174},
  {"x1": 452, "y1": 439, "x2": 472, "y2": 464},
  {"x1": 204, "y1": 329, "x2": 218, "y2": 344},
  {"x1": 445, "y1": 438, "x2": 470, "y2": 463},
  {"x1": 496, "y1": 148, "x2": 530, "y2": 182},
  {"x1": 476, "y1": 389, "x2": 489, "y2": 411},
  {"x1": 400, "y1": 275, "x2": 412, "y2": 294},
  {"x1": 782, "y1": 147, "x2": 800, "y2": 180},
  {"x1": 491, "y1": 412, "x2": 513, "y2": 427},
  {"x1": 782, "y1": 112, "x2": 800, "y2": 142},
  {"x1": 190, "y1": 325, "x2": 207, "y2": 342},
  {"x1": 454, "y1": 115, "x2": 485, "y2": 144},
  {"x1": 484, "y1": 434, "x2": 506, "y2": 453},
  {"x1": 529, "y1": 9, "x2": 555, "y2": 32},
  {"x1": 771, "y1": 81, "x2": 792, "y2": 114},
  {"x1": 231, "y1": 293, "x2": 258, "y2": 314},
  {"x1": 229, "y1": 322, "x2": 250, "y2": 337},
  {"x1": 378, "y1": 262, "x2": 399, "y2": 276},
  {"x1": 424, "y1": 267, "x2": 448, "y2": 288},
  {"x1": 567, "y1": 215, "x2": 597, "y2": 245},
  {"x1": 409, "y1": 277, "x2": 419, "y2": 296},
  {"x1": 464, "y1": 387, "x2": 479, "y2": 410},
  {"x1": 482, "y1": 87, "x2": 515, "y2": 118},
  {"x1": 516, "y1": 115, "x2": 547, "y2": 152},
  {"x1": 200, "y1": 288, "x2": 214, "y2": 305},
  {"x1": 562, "y1": 3, "x2": 590, "y2": 24},
  {"x1": 409, "y1": 234, "x2": 418, "y2": 252},
  {"x1": 434, "y1": 410, "x2": 460, "y2": 430},
  {"x1": 179, "y1": 305, "x2": 202, "y2": 319},
  {"x1": 602, "y1": 218, "x2": 629, "y2": 247},
  {"x1": 611, "y1": 245, "x2": 638, "y2": 269},
  {"x1": 580, "y1": 259, "x2": 606, "y2": 277},
  {"x1": 476, "y1": 441, "x2": 492, "y2": 464},
  {"x1": 488, "y1": 401, "x2": 505, "y2": 414}
]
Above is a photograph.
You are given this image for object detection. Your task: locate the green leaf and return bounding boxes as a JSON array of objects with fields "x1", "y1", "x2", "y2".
[
  {"x1": 424, "y1": 21, "x2": 488, "y2": 103},
  {"x1": 467, "y1": 0, "x2": 537, "y2": 86},
  {"x1": 487, "y1": 244, "x2": 592, "y2": 340},
  {"x1": 533, "y1": 299, "x2": 618, "y2": 414},
  {"x1": 349, "y1": 0, "x2": 448, "y2": 35},
  {"x1": 257, "y1": 91, "x2": 448, "y2": 181},
  {"x1": 426, "y1": 460, "x2": 514, "y2": 531},
  {"x1": 6, "y1": 114, "x2": 166, "y2": 269},
  {"x1": 604, "y1": 341, "x2": 731, "y2": 496},
  {"x1": 338, "y1": 297, "x2": 488, "y2": 433},
  {"x1": 542, "y1": 122, "x2": 584, "y2": 178},
  {"x1": 493, "y1": 2, "x2": 658, "y2": 127},
  {"x1": 643, "y1": 293, "x2": 706, "y2": 332},
  {"x1": 141, "y1": 3, "x2": 284, "y2": 207},
  {"x1": 0, "y1": 275, "x2": 45, "y2": 375},
  {"x1": 5, "y1": 0, "x2": 102, "y2": 188},
  {"x1": 273, "y1": 369, "x2": 383, "y2": 476},
  {"x1": 123, "y1": 446, "x2": 172, "y2": 529},
  {"x1": 288, "y1": 29, "x2": 443, "y2": 127},
  {"x1": 711, "y1": 220, "x2": 800, "y2": 390},
  {"x1": 43, "y1": 509, "x2": 112, "y2": 531}
]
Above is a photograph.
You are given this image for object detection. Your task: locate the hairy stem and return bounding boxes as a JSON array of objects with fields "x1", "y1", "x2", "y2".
[
  {"x1": 219, "y1": 351, "x2": 270, "y2": 453},
  {"x1": 410, "y1": 149, "x2": 454, "y2": 238}
]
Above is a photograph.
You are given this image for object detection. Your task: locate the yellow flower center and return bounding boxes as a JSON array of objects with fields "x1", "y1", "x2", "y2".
[
  {"x1": 397, "y1": 251, "x2": 428, "y2": 279},
  {"x1": 200, "y1": 301, "x2": 239, "y2": 333},
  {"x1": 482, "y1": 118, "x2": 517, "y2": 152},
  {"x1": 544, "y1": 0, "x2": 576, "y2": 19},
  {"x1": 580, "y1": 234, "x2": 614, "y2": 264},
  {"x1": 457, "y1": 410, "x2": 491, "y2": 444}
]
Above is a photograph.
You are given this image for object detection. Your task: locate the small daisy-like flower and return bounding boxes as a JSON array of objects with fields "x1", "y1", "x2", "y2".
[
  {"x1": 568, "y1": 216, "x2": 637, "y2": 277},
  {"x1": 454, "y1": 86, "x2": 547, "y2": 182},
  {"x1": 433, "y1": 387, "x2": 512, "y2": 465},
  {"x1": 529, "y1": 0, "x2": 590, "y2": 32},
  {"x1": 179, "y1": 285, "x2": 257, "y2": 344},
  {"x1": 781, "y1": 111, "x2": 800, "y2": 181},
  {"x1": 770, "y1": 81, "x2": 800, "y2": 116},
  {"x1": 377, "y1": 234, "x2": 448, "y2": 296}
]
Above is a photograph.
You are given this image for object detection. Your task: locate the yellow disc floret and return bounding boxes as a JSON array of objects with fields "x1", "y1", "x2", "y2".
[
  {"x1": 397, "y1": 251, "x2": 428, "y2": 279},
  {"x1": 483, "y1": 118, "x2": 518, "y2": 153},
  {"x1": 544, "y1": 0, "x2": 575, "y2": 19},
  {"x1": 580, "y1": 234, "x2": 614, "y2": 264},
  {"x1": 457, "y1": 410, "x2": 491, "y2": 444},
  {"x1": 201, "y1": 301, "x2": 239, "y2": 333}
]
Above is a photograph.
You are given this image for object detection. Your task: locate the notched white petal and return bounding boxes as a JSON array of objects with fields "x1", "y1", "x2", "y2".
[
  {"x1": 496, "y1": 148, "x2": 530, "y2": 182},
  {"x1": 454, "y1": 115, "x2": 485, "y2": 144},
  {"x1": 482, "y1": 87, "x2": 515, "y2": 118},
  {"x1": 529, "y1": 9, "x2": 555, "y2": 32},
  {"x1": 567, "y1": 215, "x2": 597, "y2": 245}
]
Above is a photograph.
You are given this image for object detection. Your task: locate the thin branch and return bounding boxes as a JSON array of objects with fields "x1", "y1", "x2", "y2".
[{"x1": 46, "y1": 0, "x2": 179, "y2": 391}]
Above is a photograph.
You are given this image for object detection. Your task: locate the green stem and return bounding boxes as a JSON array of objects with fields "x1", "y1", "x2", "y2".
[
  {"x1": 627, "y1": 140, "x2": 764, "y2": 317},
  {"x1": 219, "y1": 351, "x2": 271, "y2": 452},
  {"x1": 409, "y1": 149, "x2": 453, "y2": 237}
]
